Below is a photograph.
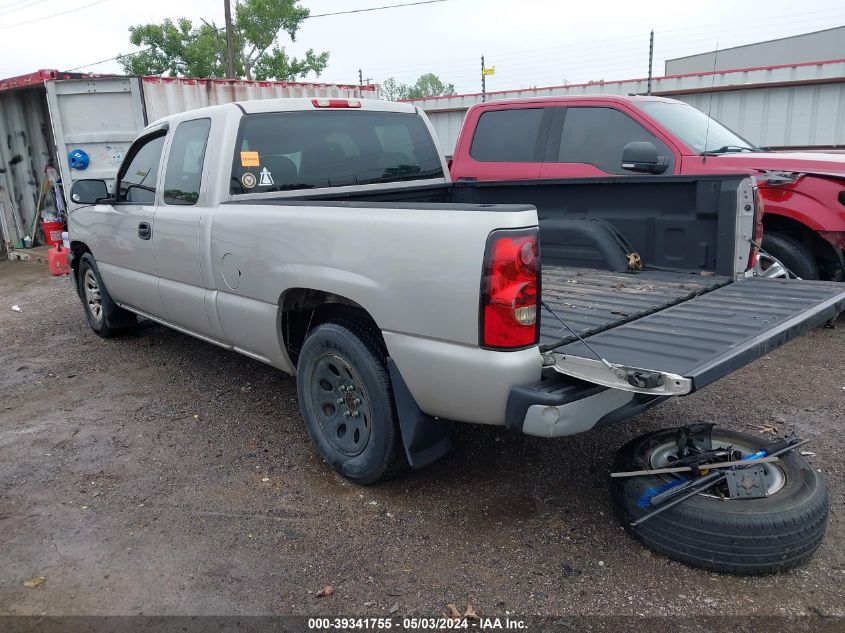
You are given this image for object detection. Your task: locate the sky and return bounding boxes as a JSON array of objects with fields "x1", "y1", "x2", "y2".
[{"x1": 1, "y1": 0, "x2": 845, "y2": 94}]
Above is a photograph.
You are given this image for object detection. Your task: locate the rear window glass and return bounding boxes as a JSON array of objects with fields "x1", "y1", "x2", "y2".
[
  {"x1": 230, "y1": 110, "x2": 444, "y2": 194},
  {"x1": 469, "y1": 108, "x2": 545, "y2": 162}
]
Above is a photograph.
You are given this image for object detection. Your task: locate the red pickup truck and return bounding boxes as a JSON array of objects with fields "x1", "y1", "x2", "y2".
[{"x1": 448, "y1": 95, "x2": 845, "y2": 280}]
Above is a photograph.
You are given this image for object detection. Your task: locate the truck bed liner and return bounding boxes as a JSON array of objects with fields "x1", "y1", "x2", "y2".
[{"x1": 539, "y1": 266, "x2": 730, "y2": 349}]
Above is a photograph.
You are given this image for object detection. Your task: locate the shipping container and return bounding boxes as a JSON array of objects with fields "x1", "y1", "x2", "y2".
[{"x1": 0, "y1": 70, "x2": 379, "y2": 236}]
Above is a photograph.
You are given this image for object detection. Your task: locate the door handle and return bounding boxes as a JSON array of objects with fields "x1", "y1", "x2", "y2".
[{"x1": 138, "y1": 222, "x2": 152, "y2": 240}]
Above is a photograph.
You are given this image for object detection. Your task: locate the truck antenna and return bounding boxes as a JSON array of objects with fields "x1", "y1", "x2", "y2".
[{"x1": 702, "y1": 43, "x2": 719, "y2": 161}]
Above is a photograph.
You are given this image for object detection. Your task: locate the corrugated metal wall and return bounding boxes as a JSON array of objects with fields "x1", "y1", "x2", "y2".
[
  {"x1": 142, "y1": 77, "x2": 379, "y2": 123},
  {"x1": 414, "y1": 59, "x2": 845, "y2": 153},
  {"x1": 0, "y1": 86, "x2": 59, "y2": 239}
]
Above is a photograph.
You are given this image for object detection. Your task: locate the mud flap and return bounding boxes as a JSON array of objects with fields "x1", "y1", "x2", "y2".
[
  {"x1": 387, "y1": 358, "x2": 452, "y2": 469},
  {"x1": 549, "y1": 277, "x2": 845, "y2": 394}
]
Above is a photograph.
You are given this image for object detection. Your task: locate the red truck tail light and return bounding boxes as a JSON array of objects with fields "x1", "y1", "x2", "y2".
[
  {"x1": 480, "y1": 229, "x2": 540, "y2": 349},
  {"x1": 750, "y1": 186, "x2": 766, "y2": 268},
  {"x1": 311, "y1": 98, "x2": 362, "y2": 108}
]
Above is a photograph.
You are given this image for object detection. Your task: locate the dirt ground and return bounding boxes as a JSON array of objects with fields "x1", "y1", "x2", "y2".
[{"x1": 1, "y1": 258, "x2": 843, "y2": 618}]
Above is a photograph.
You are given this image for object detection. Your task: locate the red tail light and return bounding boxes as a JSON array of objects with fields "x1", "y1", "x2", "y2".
[
  {"x1": 311, "y1": 98, "x2": 361, "y2": 108},
  {"x1": 750, "y1": 186, "x2": 766, "y2": 268},
  {"x1": 480, "y1": 229, "x2": 540, "y2": 349}
]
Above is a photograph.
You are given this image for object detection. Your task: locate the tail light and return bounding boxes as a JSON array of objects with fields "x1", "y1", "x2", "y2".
[
  {"x1": 480, "y1": 229, "x2": 540, "y2": 349},
  {"x1": 311, "y1": 98, "x2": 361, "y2": 108},
  {"x1": 749, "y1": 186, "x2": 766, "y2": 269}
]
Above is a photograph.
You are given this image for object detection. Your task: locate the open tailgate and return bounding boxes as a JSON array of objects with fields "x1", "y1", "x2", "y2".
[{"x1": 546, "y1": 277, "x2": 845, "y2": 394}]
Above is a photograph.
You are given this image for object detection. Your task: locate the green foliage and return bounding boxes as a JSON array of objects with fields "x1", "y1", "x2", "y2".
[
  {"x1": 379, "y1": 73, "x2": 456, "y2": 101},
  {"x1": 120, "y1": 0, "x2": 328, "y2": 81}
]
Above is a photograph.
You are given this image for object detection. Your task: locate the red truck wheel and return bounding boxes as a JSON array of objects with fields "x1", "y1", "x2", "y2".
[{"x1": 760, "y1": 233, "x2": 819, "y2": 280}]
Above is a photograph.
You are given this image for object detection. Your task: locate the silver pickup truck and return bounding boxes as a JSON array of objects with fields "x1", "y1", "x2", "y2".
[{"x1": 68, "y1": 98, "x2": 845, "y2": 488}]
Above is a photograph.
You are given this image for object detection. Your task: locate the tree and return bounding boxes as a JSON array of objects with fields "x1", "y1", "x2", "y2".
[
  {"x1": 379, "y1": 77, "x2": 409, "y2": 101},
  {"x1": 405, "y1": 73, "x2": 455, "y2": 99},
  {"x1": 119, "y1": 0, "x2": 329, "y2": 81},
  {"x1": 379, "y1": 73, "x2": 456, "y2": 101}
]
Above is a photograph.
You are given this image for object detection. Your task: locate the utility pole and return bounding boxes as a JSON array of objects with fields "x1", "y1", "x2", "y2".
[
  {"x1": 481, "y1": 55, "x2": 486, "y2": 102},
  {"x1": 224, "y1": 0, "x2": 236, "y2": 79},
  {"x1": 647, "y1": 29, "x2": 654, "y2": 95},
  {"x1": 359, "y1": 69, "x2": 363, "y2": 86}
]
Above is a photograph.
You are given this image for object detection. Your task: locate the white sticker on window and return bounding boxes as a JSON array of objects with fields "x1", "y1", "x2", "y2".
[{"x1": 259, "y1": 167, "x2": 274, "y2": 186}]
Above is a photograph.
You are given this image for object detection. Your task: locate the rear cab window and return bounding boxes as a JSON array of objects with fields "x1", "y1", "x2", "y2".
[
  {"x1": 230, "y1": 110, "x2": 444, "y2": 194},
  {"x1": 469, "y1": 108, "x2": 547, "y2": 162}
]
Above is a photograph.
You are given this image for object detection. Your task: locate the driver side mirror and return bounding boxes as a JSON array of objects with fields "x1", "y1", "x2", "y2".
[
  {"x1": 621, "y1": 142, "x2": 669, "y2": 174},
  {"x1": 70, "y1": 179, "x2": 109, "y2": 205}
]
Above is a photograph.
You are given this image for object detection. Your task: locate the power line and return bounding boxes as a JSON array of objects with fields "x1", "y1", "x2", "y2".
[
  {"x1": 65, "y1": 0, "x2": 452, "y2": 70},
  {"x1": 65, "y1": 47, "x2": 153, "y2": 72},
  {"x1": 0, "y1": 0, "x2": 32, "y2": 10},
  {"x1": 0, "y1": 0, "x2": 52, "y2": 16},
  {"x1": 307, "y1": 0, "x2": 449, "y2": 19},
  {"x1": 0, "y1": 0, "x2": 106, "y2": 28}
]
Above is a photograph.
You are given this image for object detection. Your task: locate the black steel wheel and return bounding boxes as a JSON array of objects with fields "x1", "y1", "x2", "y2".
[
  {"x1": 611, "y1": 427, "x2": 829, "y2": 575},
  {"x1": 309, "y1": 353, "x2": 373, "y2": 457},
  {"x1": 296, "y1": 320, "x2": 407, "y2": 485}
]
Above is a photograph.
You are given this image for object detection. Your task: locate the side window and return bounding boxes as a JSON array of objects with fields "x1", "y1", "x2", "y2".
[
  {"x1": 117, "y1": 133, "x2": 166, "y2": 204},
  {"x1": 163, "y1": 119, "x2": 211, "y2": 205},
  {"x1": 556, "y1": 107, "x2": 670, "y2": 174},
  {"x1": 470, "y1": 108, "x2": 545, "y2": 162}
]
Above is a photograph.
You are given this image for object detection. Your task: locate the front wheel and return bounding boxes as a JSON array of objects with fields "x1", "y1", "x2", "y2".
[
  {"x1": 611, "y1": 427, "x2": 829, "y2": 575},
  {"x1": 759, "y1": 232, "x2": 819, "y2": 280},
  {"x1": 296, "y1": 320, "x2": 407, "y2": 485},
  {"x1": 77, "y1": 253, "x2": 137, "y2": 337}
]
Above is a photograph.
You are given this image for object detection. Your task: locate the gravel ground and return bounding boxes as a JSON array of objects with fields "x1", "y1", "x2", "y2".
[{"x1": 0, "y1": 259, "x2": 843, "y2": 618}]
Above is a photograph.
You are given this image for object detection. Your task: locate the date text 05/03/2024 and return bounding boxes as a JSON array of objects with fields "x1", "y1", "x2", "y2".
[{"x1": 307, "y1": 617, "x2": 528, "y2": 631}]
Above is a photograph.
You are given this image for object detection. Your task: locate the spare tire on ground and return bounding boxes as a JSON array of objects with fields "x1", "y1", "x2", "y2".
[{"x1": 610, "y1": 427, "x2": 828, "y2": 575}]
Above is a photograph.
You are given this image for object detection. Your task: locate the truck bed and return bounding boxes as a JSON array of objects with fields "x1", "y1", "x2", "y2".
[{"x1": 539, "y1": 267, "x2": 731, "y2": 349}]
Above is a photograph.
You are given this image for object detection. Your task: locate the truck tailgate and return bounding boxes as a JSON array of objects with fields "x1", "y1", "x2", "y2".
[{"x1": 549, "y1": 277, "x2": 845, "y2": 392}]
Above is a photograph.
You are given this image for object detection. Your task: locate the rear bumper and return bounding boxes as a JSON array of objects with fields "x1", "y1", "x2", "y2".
[{"x1": 505, "y1": 372, "x2": 666, "y2": 437}]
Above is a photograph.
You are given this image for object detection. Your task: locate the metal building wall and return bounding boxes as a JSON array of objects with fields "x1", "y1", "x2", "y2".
[
  {"x1": 676, "y1": 83, "x2": 845, "y2": 149},
  {"x1": 665, "y1": 26, "x2": 845, "y2": 75},
  {"x1": 414, "y1": 59, "x2": 845, "y2": 153}
]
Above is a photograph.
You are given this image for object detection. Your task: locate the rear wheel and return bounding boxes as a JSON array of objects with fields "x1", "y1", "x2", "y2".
[
  {"x1": 760, "y1": 232, "x2": 819, "y2": 280},
  {"x1": 611, "y1": 427, "x2": 829, "y2": 575},
  {"x1": 77, "y1": 253, "x2": 136, "y2": 337},
  {"x1": 296, "y1": 320, "x2": 407, "y2": 485}
]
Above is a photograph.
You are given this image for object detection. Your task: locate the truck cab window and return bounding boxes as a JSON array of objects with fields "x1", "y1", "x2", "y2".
[
  {"x1": 556, "y1": 107, "x2": 670, "y2": 174},
  {"x1": 164, "y1": 119, "x2": 211, "y2": 205},
  {"x1": 469, "y1": 108, "x2": 545, "y2": 162},
  {"x1": 117, "y1": 133, "x2": 166, "y2": 204},
  {"x1": 230, "y1": 110, "x2": 444, "y2": 194}
]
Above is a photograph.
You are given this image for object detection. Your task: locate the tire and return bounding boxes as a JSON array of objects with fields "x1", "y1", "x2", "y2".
[
  {"x1": 296, "y1": 320, "x2": 407, "y2": 485},
  {"x1": 761, "y1": 232, "x2": 819, "y2": 280},
  {"x1": 77, "y1": 253, "x2": 137, "y2": 337},
  {"x1": 611, "y1": 428, "x2": 829, "y2": 575}
]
